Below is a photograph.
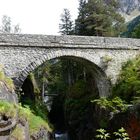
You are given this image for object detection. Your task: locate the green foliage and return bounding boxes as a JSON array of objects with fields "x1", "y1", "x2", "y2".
[
  {"x1": 113, "y1": 127, "x2": 130, "y2": 140},
  {"x1": 99, "y1": 118, "x2": 109, "y2": 129},
  {"x1": 75, "y1": 0, "x2": 126, "y2": 36},
  {"x1": 29, "y1": 73, "x2": 40, "y2": 97},
  {"x1": 0, "y1": 100, "x2": 17, "y2": 118},
  {"x1": 4, "y1": 77, "x2": 15, "y2": 91},
  {"x1": 91, "y1": 97, "x2": 128, "y2": 113},
  {"x1": 18, "y1": 105, "x2": 52, "y2": 134},
  {"x1": 0, "y1": 68, "x2": 15, "y2": 91},
  {"x1": 113, "y1": 56, "x2": 140, "y2": 103},
  {"x1": 131, "y1": 96, "x2": 140, "y2": 104},
  {"x1": 75, "y1": 0, "x2": 87, "y2": 35},
  {"x1": 21, "y1": 98, "x2": 50, "y2": 124},
  {"x1": 0, "y1": 69, "x2": 5, "y2": 80},
  {"x1": 10, "y1": 125, "x2": 24, "y2": 140},
  {"x1": 96, "y1": 129, "x2": 110, "y2": 140},
  {"x1": 1, "y1": 15, "x2": 21, "y2": 33},
  {"x1": 131, "y1": 23, "x2": 140, "y2": 38},
  {"x1": 96, "y1": 128, "x2": 130, "y2": 140},
  {"x1": 68, "y1": 80, "x2": 88, "y2": 98},
  {"x1": 59, "y1": 8, "x2": 73, "y2": 35},
  {"x1": 123, "y1": 15, "x2": 140, "y2": 38}
]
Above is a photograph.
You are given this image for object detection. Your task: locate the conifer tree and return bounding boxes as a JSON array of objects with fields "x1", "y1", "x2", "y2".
[
  {"x1": 59, "y1": 9, "x2": 73, "y2": 35},
  {"x1": 75, "y1": 0, "x2": 87, "y2": 35},
  {"x1": 0, "y1": 15, "x2": 21, "y2": 34},
  {"x1": 75, "y1": 0, "x2": 126, "y2": 37},
  {"x1": 131, "y1": 23, "x2": 140, "y2": 38}
]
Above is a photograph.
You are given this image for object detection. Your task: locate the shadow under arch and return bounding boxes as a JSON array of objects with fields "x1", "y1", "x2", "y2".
[{"x1": 14, "y1": 54, "x2": 111, "y2": 97}]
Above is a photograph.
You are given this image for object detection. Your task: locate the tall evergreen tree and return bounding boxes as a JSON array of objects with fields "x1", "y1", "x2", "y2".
[
  {"x1": 75, "y1": 0, "x2": 126, "y2": 36},
  {"x1": 75, "y1": 0, "x2": 87, "y2": 35},
  {"x1": 59, "y1": 9, "x2": 73, "y2": 35},
  {"x1": 0, "y1": 15, "x2": 21, "y2": 34},
  {"x1": 130, "y1": 23, "x2": 140, "y2": 38}
]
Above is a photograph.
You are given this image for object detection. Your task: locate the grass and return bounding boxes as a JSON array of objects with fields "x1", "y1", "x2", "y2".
[
  {"x1": 0, "y1": 66, "x2": 15, "y2": 92},
  {"x1": 0, "y1": 100, "x2": 52, "y2": 136},
  {"x1": 0, "y1": 100, "x2": 17, "y2": 118},
  {"x1": 18, "y1": 105, "x2": 52, "y2": 135},
  {"x1": 10, "y1": 125, "x2": 24, "y2": 140}
]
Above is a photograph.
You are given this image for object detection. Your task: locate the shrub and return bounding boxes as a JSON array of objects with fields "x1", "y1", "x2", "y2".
[
  {"x1": 113, "y1": 56, "x2": 140, "y2": 103},
  {"x1": 95, "y1": 127, "x2": 130, "y2": 140},
  {"x1": 0, "y1": 67, "x2": 14, "y2": 92},
  {"x1": 113, "y1": 127, "x2": 130, "y2": 140},
  {"x1": 96, "y1": 128, "x2": 110, "y2": 140},
  {"x1": 0, "y1": 100, "x2": 17, "y2": 118},
  {"x1": 18, "y1": 105, "x2": 52, "y2": 134},
  {"x1": 10, "y1": 125, "x2": 24, "y2": 140},
  {"x1": 91, "y1": 97, "x2": 128, "y2": 113}
]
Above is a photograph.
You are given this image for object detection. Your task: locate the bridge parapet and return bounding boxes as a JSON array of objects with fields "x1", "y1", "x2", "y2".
[{"x1": 0, "y1": 34, "x2": 139, "y2": 50}]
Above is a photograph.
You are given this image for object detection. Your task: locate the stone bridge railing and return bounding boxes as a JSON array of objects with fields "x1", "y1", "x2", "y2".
[{"x1": 0, "y1": 34, "x2": 139, "y2": 50}]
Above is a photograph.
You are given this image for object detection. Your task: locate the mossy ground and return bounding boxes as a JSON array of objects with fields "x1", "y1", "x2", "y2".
[
  {"x1": 18, "y1": 105, "x2": 52, "y2": 134},
  {"x1": 0, "y1": 100, "x2": 52, "y2": 136},
  {"x1": 0, "y1": 65, "x2": 14, "y2": 91},
  {"x1": 0, "y1": 100, "x2": 17, "y2": 118},
  {"x1": 10, "y1": 125, "x2": 24, "y2": 140}
]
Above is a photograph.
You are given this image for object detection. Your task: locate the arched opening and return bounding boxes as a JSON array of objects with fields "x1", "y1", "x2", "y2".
[{"x1": 18, "y1": 56, "x2": 111, "y2": 140}]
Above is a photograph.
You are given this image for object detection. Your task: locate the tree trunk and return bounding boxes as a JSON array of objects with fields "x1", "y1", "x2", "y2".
[{"x1": 42, "y1": 81, "x2": 45, "y2": 101}]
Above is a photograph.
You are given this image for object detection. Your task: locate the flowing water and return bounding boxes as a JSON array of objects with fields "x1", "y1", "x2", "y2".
[{"x1": 54, "y1": 133, "x2": 69, "y2": 140}]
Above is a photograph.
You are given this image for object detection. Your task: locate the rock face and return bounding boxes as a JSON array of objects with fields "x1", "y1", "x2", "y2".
[
  {"x1": 118, "y1": 0, "x2": 140, "y2": 22},
  {"x1": 0, "y1": 83, "x2": 17, "y2": 139},
  {"x1": 30, "y1": 127, "x2": 51, "y2": 140},
  {"x1": 118, "y1": 0, "x2": 140, "y2": 14},
  {"x1": 0, "y1": 81, "x2": 17, "y2": 104}
]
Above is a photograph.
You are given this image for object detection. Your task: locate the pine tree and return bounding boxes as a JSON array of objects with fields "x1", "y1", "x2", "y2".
[
  {"x1": 75, "y1": 0, "x2": 126, "y2": 37},
  {"x1": 75, "y1": 0, "x2": 87, "y2": 35},
  {"x1": 131, "y1": 23, "x2": 140, "y2": 38},
  {"x1": 59, "y1": 9, "x2": 73, "y2": 35},
  {"x1": 0, "y1": 15, "x2": 21, "y2": 34},
  {"x1": 1, "y1": 15, "x2": 11, "y2": 33}
]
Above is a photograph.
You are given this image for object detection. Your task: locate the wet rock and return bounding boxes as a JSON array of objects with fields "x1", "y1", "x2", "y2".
[{"x1": 31, "y1": 127, "x2": 51, "y2": 140}]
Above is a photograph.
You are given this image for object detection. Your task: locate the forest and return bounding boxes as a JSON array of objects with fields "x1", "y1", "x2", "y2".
[{"x1": 1, "y1": 0, "x2": 140, "y2": 140}]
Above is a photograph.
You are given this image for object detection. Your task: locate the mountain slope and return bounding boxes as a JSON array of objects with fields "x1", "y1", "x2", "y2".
[{"x1": 118, "y1": 0, "x2": 140, "y2": 22}]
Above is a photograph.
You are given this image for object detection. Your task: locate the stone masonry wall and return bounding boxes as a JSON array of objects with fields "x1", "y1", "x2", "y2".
[{"x1": 0, "y1": 34, "x2": 139, "y2": 97}]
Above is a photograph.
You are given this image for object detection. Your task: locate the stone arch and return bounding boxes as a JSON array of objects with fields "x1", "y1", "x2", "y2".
[{"x1": 14, "y1": 49, "x2": 111, "y2": 97}]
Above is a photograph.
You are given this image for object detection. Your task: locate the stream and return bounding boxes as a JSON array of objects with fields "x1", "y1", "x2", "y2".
[{"x1": 54, "y1": 132, "x2": 69, "y2": 140}]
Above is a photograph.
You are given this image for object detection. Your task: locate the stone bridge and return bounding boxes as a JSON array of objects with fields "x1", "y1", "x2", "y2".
[{"x1": 0, "y1": 34, "x2": 140, "y2": 97}]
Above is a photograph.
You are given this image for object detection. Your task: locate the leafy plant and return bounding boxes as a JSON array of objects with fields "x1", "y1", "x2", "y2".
[
  {"x1": 114, "y1": 127, "x2": 130, "y2": 140},
  {"x1": 113, "y1": 56, "x2": 140, "y2": 103},
  {"x1": 96, "y1": 129, "x2": 110, "y2": 140},
  {"x1": 18, "y1": 105, "x2": 52, "y2": 134},
  {"x1": 0, "y1": 70, "x2": 14, "y2": 91},
  {"x1": 95, "y1": 128, "x2": 130, "y2": 140},
  {"x1": 10, "y1": 125, "x2": 24, "y2": 140},
  {"x1": 91, "y1": 97, "x2": 128, "y2": 113}
]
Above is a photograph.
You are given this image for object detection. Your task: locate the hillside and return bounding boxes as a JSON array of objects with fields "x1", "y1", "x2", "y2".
[{"x1": 118, "y1": 0, "x2": 140, "y2": 22}]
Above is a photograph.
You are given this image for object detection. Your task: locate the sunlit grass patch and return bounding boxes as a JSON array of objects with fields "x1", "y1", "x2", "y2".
[
  {"x1": 18, "y1": 105, "x2": 52, "y2": 134},
  {"x1": 0, "y1": 100, "x2": 17, "y2": 118},
  {"x1": 10, "y1": 125, "x2": 24, "y2": 140},
  {"x1": 0, "y1": 65, "x2": 15, "y2": 91}
]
